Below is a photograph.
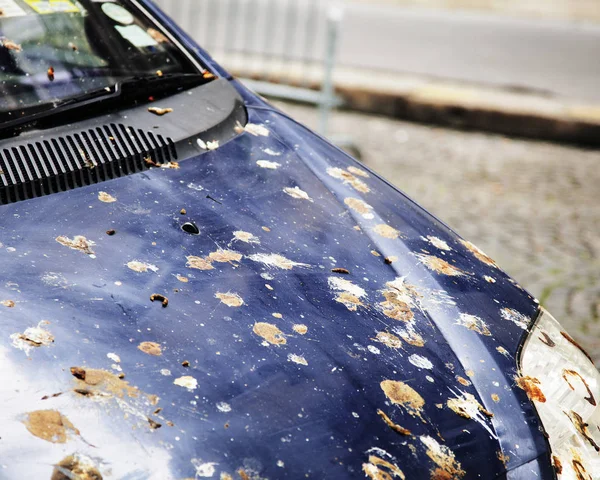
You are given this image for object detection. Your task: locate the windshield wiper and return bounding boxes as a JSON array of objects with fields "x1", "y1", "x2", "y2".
[{"x1": 0, "y1": 72, "x2": 211, "y2": 137}]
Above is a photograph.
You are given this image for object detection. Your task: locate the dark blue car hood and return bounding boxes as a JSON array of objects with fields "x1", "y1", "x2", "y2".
[{"x1": 0, "y1": 88, "x2": 552, "y2": 479}]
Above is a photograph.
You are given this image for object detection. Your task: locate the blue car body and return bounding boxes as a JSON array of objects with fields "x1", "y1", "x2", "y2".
[{"x1": 0, "y1": 2, "x2": 557, "y2": 479}]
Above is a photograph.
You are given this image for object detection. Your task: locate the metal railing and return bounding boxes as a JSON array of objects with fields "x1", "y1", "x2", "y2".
[{"x1": 154, "y1": 0, "x2": 344, "y2": 137}]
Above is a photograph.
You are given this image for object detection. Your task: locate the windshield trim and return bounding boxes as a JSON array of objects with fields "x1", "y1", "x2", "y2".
[{"x1": 129, "y1": 0, "x2": 206, "y2": 75}]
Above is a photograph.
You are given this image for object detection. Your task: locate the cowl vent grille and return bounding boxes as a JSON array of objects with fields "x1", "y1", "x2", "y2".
[{"x1": 0, "y1": 123, "x2": 176, "y2": 204}]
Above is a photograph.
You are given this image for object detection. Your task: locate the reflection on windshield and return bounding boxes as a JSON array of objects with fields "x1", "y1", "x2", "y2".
[{"x1": 0, "y1": 0, "x2": 197, "y2": 119}]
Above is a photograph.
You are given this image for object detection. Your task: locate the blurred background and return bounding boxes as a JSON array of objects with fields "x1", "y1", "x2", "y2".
[{"x1": 156, "y1": 0, "x2": 600, "y2": 361}]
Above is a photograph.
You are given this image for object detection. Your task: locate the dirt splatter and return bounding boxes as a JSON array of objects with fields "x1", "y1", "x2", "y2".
[
  {"x1": 344, "y1": 197, "x2": 374, "y2": 219},
  {"x1": 496, "y1": 346, "x2": 510, "y2": 356},
  {"x1": 126, "y1": 260, "x2": 158, "y2": 273},
  {"x1": 11, "y1": 322, "x2": 54, "y2": 353},
  {"x1": 378, "y1": 279, "x2": 417, "y2": 322},
  {"x1": 327, "y1": 167, "x2": 370, "y2": 193},
  {"x1": 70, "y1": 367, "x2": 140, "y2": 398},
  {"x1": 160, "y1": 161, "x2": 179, "y2": 169},
  {"x1": 206, "y1": 140, "x2": 219, "y2": 150},
  {"x1": 287, "y1": 353, "x2": 308, "y2": 366},
  {"x1": 186, "y1": 256, "x2": 215, "y2": 271},
  {"x1": 347, "y1": 166, "x2": 370, "y2": 178},
  {"x1": 456, "y1": 313, "x2": 491, "y2": 336},
  {"x1": 1, "y1": 299, "x2": 15, "y2": 307},
  {"x1": 371, "y1": 250, "x2": 381, "y2": 257},
  {"x1": 232, "y1": 231, "x2": 260, "y2": 244},
  {"x1": 552, "y1": 455, "x2": 562, "y2": 475},
  {"x1": 51, "y1": 454, "x2": 103, "y2": 480},
  {"x1": 373, "y1": 224, "x2": 400, "y2": 239},
  {"x1": 500, "y1": 308, "x2": 529, "y2": 330},
  {"x1": 23, "y1": 410, "x2": 79, "y2": 444},
  {"x1": 484, "y1": 275, "x2": 496, "y2": 283},
  {"x1": 248, "y1": 253, "x2": 310, "y2": 270},
  {"x1": 563, "y1": 369, "x2": 596, "y2": 406},
  {"x1": 173, "y1": 376, "x2": 198, "y2": 391},
  {"x1": 283, "y1": 186, "x2": 312, "y2": 201},
  {"x1": 460, "y1": 239, "x2": 497, "y2": 267},
  {"x1": 334, "y1": 292, "x2": 365, "y2": 311},
  {"x1": 332, "y1": 268, "x2": 350, "y2": 274},
  {"x1": 566, "y1": 410, "x2": 600, "y2": 452},
  {"x1": 409, "y1": 354, "x2": 433, "y2": 370},
  {"x1": 293, "y1": 324, "x2": 308, "y2": 335},
  {"x1": 241, "y1": 122, "x2": 270, "y2": 137},
  {"x1": 215, "y1": 292, "x2": 244, "y2": 307},
  {"x1": 98, "y1": 191, "x2": 116, "y2": 203},
  {"x1": 516, "y1": 375, "x2": 546, "y2": 403},
  {"x1": 138, "y1": 342, "x2": 162, "y2": 356},
  {"x1": 426, "y1": 236, "x2": 451, "y2": 251},
  {"x1": 272, "y1": 312, "x2": 283, "y2": 319},
  {"x1": 208, "y1": 249, "x2": 243, "y2": 264},
  {"x1": 374, "y1": 331, "x2": 402, "y2": 349},
  {"x1": 256, "y1": 160, "x2": 281, "y2": 169},
  {"x1": 420, "y1": 435, "x2": 465, "y2": 480},
  {"x1": 380, "y1": 380, "x2": 424, "y2": 417},
  {"x1": 416, "y1": 254, "x2": 465, "y2": 276},
  {"x1": 362, "y1": 454, "x2": 406, "y2": 480},
  {"x1": 56, "y1": 235, "x2": 95, "y2": 255},
  {"x1": 176, "y1": 274, "x2": 189, "y2": 282},
  {"x1": 491, "y1": 393, "x2": 500, "y2": 402},
  {"x1": 148, "y1": 106, "x2": 173, "y2": 116},
  {"x1": 329, "y1": 277, "x2": 367, "y2": 311},
  {"x1": 253, "y1": 322, "x2": 287, "y2": 345},
  {"x1": 377, "y1": 409, "x2": 411, "y2": 435},
  {"x1": 456, "y1": 376, "x2": 471, "y2": 387},
  {"x1": 447, "y1": 392, "x2": 494, "y2": 419},
  {"x1": 398, "y1": 328, "x2": 426, "y2": 347}
]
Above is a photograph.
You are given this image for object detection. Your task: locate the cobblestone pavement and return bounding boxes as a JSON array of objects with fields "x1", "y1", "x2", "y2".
[{"x1": 274, "y1": 100, "x2": 600, "y2": 362}]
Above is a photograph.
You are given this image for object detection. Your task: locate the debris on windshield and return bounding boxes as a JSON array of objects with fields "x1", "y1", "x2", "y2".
[
  {"x1": 150, "y1": 293, "x2": 169, "y2": 307},
  {"x1": 47, "y1": 66, "x2": 55, "y2": 81},
  {"x1": 147, "y1": 28, "x2": 169, "y2": 44},
  {"x1": 98, "y1": 191, "x2": 116, "y2": 203},
  {"x1": 56, "y1": 235, "x2": 96, "y2": 255},
  {"x1": 283, "y1": 186, "x2": 312, "y2": 201},
  {"x1": 1, "y1": 38, "x2": 22, "y2": 52},
  {"x1": 148, "y1": 106, "x2": 173, "y2": 116}
]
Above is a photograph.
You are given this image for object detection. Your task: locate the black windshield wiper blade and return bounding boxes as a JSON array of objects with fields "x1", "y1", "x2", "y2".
[{"x1": 0, "y1": 73, "x2": 210, "y2": 136}]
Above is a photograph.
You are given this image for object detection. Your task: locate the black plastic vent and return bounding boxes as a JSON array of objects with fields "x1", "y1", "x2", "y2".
[{"x1": 0, "y1": 123, "x2": 177, "y2": 204}]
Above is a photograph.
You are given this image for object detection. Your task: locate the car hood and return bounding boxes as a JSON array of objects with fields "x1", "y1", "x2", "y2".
[{"x1": 0, "y1": 93, "x2": 551, "y2": 479}]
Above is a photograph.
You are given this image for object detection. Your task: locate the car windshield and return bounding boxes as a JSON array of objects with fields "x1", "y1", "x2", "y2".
[{"x1": 0, "y1": 0, "x2": 199, "y2": 123}]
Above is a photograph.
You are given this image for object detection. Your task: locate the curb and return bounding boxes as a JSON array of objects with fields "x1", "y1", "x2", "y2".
[{"x1": 229, "y1": 60, "x2": 600, "y2": 146}]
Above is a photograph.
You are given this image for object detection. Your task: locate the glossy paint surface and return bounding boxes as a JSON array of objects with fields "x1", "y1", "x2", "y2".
[{"x1": 0, "y1": 5, "x2": 555, "y2": 480}]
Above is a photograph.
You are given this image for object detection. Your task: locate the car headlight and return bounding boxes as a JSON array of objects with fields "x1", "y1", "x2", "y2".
[{"x1": 519, "y1": 307, "x2": 600, "y2": 479}]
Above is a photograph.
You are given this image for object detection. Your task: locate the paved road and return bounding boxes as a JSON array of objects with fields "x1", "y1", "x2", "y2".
[
  {"x1": 340, "y1": 3, "x2": 600, "y2": 102},
  {"x1": 275, "y1": 100, "x2": 600, "y2": 362}
]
